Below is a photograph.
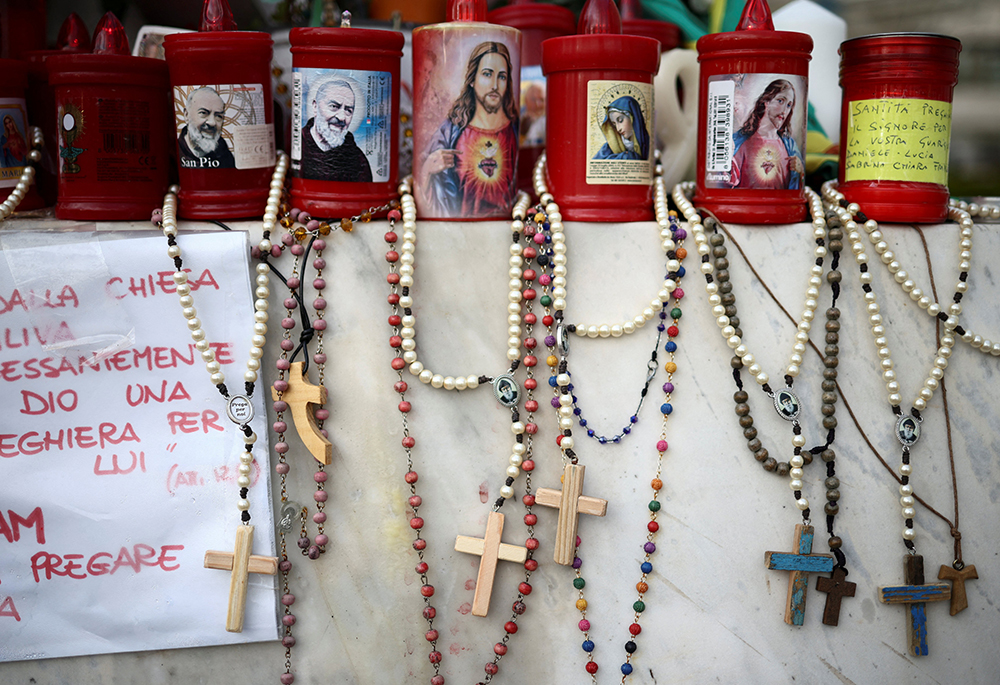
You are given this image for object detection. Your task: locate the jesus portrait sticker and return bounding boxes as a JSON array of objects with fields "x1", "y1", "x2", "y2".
[
  {"x1": 704, "y1": 73, "x2": 806, "y2": 191},
  {"x1": 291, "y1": 68, "x2": 393, "y2": 183},
  {"x1": 172, "y1": 83, "x2": 275, "y2": 171},
  {"x1": 585, "y1": 80, "x2": 654, "y2": 186}
]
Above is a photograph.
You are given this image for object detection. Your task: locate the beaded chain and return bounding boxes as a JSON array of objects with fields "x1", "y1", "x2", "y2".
[
  {"x1": 0, "y1": 125, "x2": 43, "y2": 222},
  {"x1": 822, "y1": 181, "x2": 973, "y2": 553},
  {"x1": 386, "y1": 178, "x2": 541, "y2": 684}
]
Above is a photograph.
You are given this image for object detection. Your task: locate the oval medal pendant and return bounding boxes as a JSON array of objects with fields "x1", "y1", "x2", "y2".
[
  {"x1": 773, "y1": 388, "x2": 801, "y2": 421},
  {"x1": 492, "y1": 373, "x2": 521, "y2": 407},
  {"x1": 556, "y1": 324, "x2": 570, "y2": 356},
  {"x1": 895, "y1": 414, "x2": 921, "y2": 446},
  {"x1": 277, "y1": 502, "x2": 302, "y2": 534},
  {"x1": 226, "y1": 394, "x2": 254, "y2": 425}
]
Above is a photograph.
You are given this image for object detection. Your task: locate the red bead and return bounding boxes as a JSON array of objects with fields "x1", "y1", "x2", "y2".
[
  {"x1": 484, "y1": 663, "x2": 498, "y2": 676},
  {"x1": 385, "y1": 251, "x2": 399, "y2": 263},
  {"x1": 542, "y1": 315, "x2": 554, "y2": 326},
  {"x1": 512, "y1": 601, "x2": 526, "y2": 615},
  {"x1": 391, "y1": 358, "x2": 406, "y2": 370},
  {"x1": 523, "y1": 355, "x2": 537, "y2": 367},
  {"x1": 524, "y1": 313, "x2": 537, "y2": 325},
  {"x1": 522, "y1": 460, "x2": 535, "y2": 472},
  {"x1": 390, "y1": 336, "x2": 403, "y2": 348},
  {"x1": 387, "y1": 273, "x2": 400, "y2": 285},
  {"x1": 425, "y1": 629, "x2": 438, "y2": 642},
  {"x1": 402, "y1": 436, "x2": 416, "y2": 448},
  {"x1": 420, "y1": 585, "x2": 434, "y2": 597},
  {"x1": 524, "y1": 378, "x2": 538, "y2": 390},
  {"x1": 647, "y1": 521, "x2": 659, "y2": 533},
  {"x1": 416, "y1": 561, "x2": 428, "y2": 574},
  {"x1": 388, "y1": 293, "x2": 400, "y2": 305},
  {"x1": 518, "y1": 582, "x2": 532, "y2": 595},
  {"x1": 556, "y1": 435, "x2": 564, "y2": 446},
  {"x1": 423, "y1": 606, "x2": 436, "y2": 619},
  {"x1": 504, "y1": 621, "x2": 518, "y2": 634},
  {"x1": 524, "y1": 400, "x2": 539, "y2": 412},
  {"x1": 523, "y1": 246, "x2": 537, "y2": 259},
  {"x1": 398, "y1": 401, "x2": 412, "y2": 413},
  {"x1": 523, "y1": 269, "x2": 536, "y2": 281},
  {"x1": 523, "y1": 289, "x2": 536, "y2": 300},
  {"x1": 524, "y1": 423, "x2": 538, "y2": 434},
  {"x1": 494, "y1": 643, "x2": 508, "y2": 656},
  {"x1": 413, "y1": 539, "x2": 426, "y2": 551},
  {"x1": 585, "y1": 662, "x2": 599, "y2": 674},
  {"x1": 410, "y1": 517, "x2": 424, "y2": 530},
  {"x1": 668, "y1": 325, "x2": 679, "y2": 336},
  {"x1": 387, "y1": 210, "x2": 401, "y2": 224},
  {"x1": 524, "y1": 559, "x2": 538, "y2": 572},
  {"x1": 384, "y1": 231, "x2": 398, "y2": 243},
  {"x1": 430, "y1": 675, "x2": 444, "y2": 685},
  {"x1": 388, "y1": 315, "x2": 402, "y2": 326},
  {"x1": 404, "y1": 471, "x2": 419, "y2": 484},
  {"x1": 523, "y1": 513, "x2": 537, "y2": 526},
  {"x1": 524, "y1": 337, "x2": 537, "y2": 349},
  {"x1": 409, "y1": 495, "x2": 422, "y2": 507},
  {"x1": 525, "y1": 538, "x2": 539, "y2": 550},
  {"x1": 428, "y1": 651, "x2": 442, "y2": 664},
  {"x1": 394, "y1": 381, "x2": 408, "y2": 393},
  {"x1": 629, "y1": 623, "x2": 642, "y2": 635},
  {"x1": 522, "y1": 494, "x2": 536, "y2": 506}
]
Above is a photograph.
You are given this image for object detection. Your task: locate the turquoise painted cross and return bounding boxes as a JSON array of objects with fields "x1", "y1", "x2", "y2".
[
  {"x1": 764, "y1": 524, "x2": 834, "y2": 625},
  {"x1": 879, "y1": 555, "x2": 951, "y2": 656}
]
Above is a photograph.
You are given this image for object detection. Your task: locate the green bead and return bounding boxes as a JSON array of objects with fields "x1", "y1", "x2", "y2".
[
  {"x1": 648, "y1": 500, "x2": 661, "y2": 512},
  {"x1": 540, "y1": 295, "x2": 552, "y2": 306},
  {"x1": 633, "y1": 600, "x2": 645, "y2": 613},
  {"x1": 670, "y1": 307, "x2": 682, "y2": 319},
  {"x1": 573, "y1": 577, "x2": 585, "y2": 589}
]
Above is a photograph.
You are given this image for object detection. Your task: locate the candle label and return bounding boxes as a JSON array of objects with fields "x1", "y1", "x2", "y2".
[
  {"x1": 291, "y1": 68, "x2": 393, "y2": 183},
  {"x1": 520, "y1": 65, "x2": 546, "y2": 150},
  {"x1": 0, "y1": 98, "x2": 31, "y2": 189},
  {"x1": 844, "y1": 98, "x2": 951, "y2": 185},
  {"x1": 586, "y1": 80, "x2": 654, "y2": 185},
  {"x1": 172, "y1": 84, "x2": 276, "y2": 171},
  {"x1": 704, "y1": 73, "x2": 806, "y2": 191}
]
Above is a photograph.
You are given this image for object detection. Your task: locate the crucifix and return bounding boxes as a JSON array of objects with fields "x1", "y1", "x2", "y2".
[
  {"x1": 204, "y1": 525, "x2": 279, "y2": 632},
  {"x1": 764, "y1": 524, "x2": 834, "y2": 625},
  {"x1": 815, "y1": 566, "x2": 856, "y2": 627},
  {"x1": 271, "y1": 361, "x2": 332, "y2": 464},
  {"x1": 879, "y1": 555, "x2": 951, "y2": 656},
  {"x1": 454, "y1": 511, "x2": 528, "y2": 617},
  {"x1": 535, "y1": 463, "x2": 608, "y2": 566},
  {"x1": 937, "y1": 563, "x2": 978, "y2": 616}
]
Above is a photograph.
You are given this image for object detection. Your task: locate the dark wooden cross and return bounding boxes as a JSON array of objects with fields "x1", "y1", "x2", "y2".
[
  {"x1": 879, "y1": 555, "x2": 951, "y2": 656},
  {"x1": 454, "y1": 512, "x2": 527, "y2": 617},
  {"x1": 535, "y1": 463, "x2": 608, "y2": 566},
  {"x1": 938, "y1": 563, "x2": 978, "y2": 616},
  {"x1": 815, "y1": 566, "x2": 856, "y2": 626},
  {"x1": 203, "y1": 525, "x2": 279, "y2": 632},
  {"x1": 271, "y1": 361, "x2": 332, "y2": 464},
  {"x1": 764, "y1": 524, "x2": 834, "y2": 625}
]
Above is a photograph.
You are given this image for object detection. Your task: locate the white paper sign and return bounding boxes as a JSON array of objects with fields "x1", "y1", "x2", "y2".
[{"x1": 0, "y1": 230, "x2": 278, "y2": 661}]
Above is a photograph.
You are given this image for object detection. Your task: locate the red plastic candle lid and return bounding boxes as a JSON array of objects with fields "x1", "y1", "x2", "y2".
[
  {"x1": 290, "y1": 26, "x2": 405, "y2": 54},
  {"x1": 91, "y1": 12, "x2": 131, "y2": 56},
  {"x1": 57, "y1": 13, "x2": 92, "y2": 51},
  {"x1": 487, "y1": 3, "x2": 576, "y2": 37}
]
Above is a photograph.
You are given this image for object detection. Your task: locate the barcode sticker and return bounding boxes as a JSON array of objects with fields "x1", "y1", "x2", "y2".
[
  {"x1": 706, "y1": 79, "x2": 735, "y2": 173},
  {"x1": 291, "y1": 72, "x2": 303, "y2": 162}
]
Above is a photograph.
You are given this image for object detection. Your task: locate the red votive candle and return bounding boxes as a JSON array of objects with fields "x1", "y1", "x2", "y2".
[
  {"x1": 289, "y1": 21, "x2": 404, "y2": 219},
  {"x1": 488, "y1": 0, "x2": 576, "y2": 194},
  {"x1": 163, "y1": 0, "x2": 276, "y2": 219},
  {"x1": 694, "y1": 0, "x2": 812, "y2": 224},
  {"x1": 47, "y1": 13, "x2": 172, "y2": 220},
  {"x1": 620, "y1": 0, "x2": 681, "y2": 53},
  {"x1": 838, "y1": 34, "x2": 961, "y2": 223},
  {"x1": 0, "y1": 58, "x2": 45, "y2": 211},
  {"x1": 541, "y1": 0, "x2": 661, "y2": 222},
  {"x1": 412, "y1": 0, "x2": 522, "y2": 220}
]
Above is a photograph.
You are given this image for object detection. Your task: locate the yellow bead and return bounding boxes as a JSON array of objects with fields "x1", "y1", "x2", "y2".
[
  {"x1": 340, "y1": 218, "x2": 354, "y2": 232},
  {"x1": 293, "y1": 227, "x2": 307, "y2": 241},
  {"x1": 534, "y1": 213, "x2": 545, "y2": 223},
  {"x1": 665, "y1": 362, "x2": 677, "y2": 373},
  {"x1": 318, "y1": 222, "x2": 332, "y2": 236},
  {"x1": 546, "y1": 355, "x2": 558, "y2": 367},
  {"x1": 668, "y1": 210, "x2": 677, "y2": 217},
  {"x1": 400, "y1": 113, "x2": 410, "y2": 123},
  {"x1": 404, "y1": 128, "x2": 413, "y2": 138},
  {"x1": 636, "y1": 581, "x2": 648, "y2": 593},
  {"x1": 575, "y1": 598, "x2": 588, "y2": 611},
  {"x1": 651, "y1": 478, "x2": 662, "y2": 491}
]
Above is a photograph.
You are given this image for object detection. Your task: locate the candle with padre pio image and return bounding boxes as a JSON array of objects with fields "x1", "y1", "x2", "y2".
[
  {"x1": 694, "y1": 0, "x2": 812, "y2": 224},
  {"x1": 412, "y1": 0, "x2": 521, "y2": 220},
  {"x1": 163, "y1": 0, "x2": 276, "y2": 218}
]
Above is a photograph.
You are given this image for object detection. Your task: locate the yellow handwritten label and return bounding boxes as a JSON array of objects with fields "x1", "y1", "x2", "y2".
[{"x1": 844, "y1": 98, "x2": 951, "y2": 185}]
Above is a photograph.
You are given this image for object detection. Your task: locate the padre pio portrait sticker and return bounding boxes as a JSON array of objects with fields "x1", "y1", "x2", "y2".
[{"x1": 172, "y1": 83, "x2": 276, "y2": 170}]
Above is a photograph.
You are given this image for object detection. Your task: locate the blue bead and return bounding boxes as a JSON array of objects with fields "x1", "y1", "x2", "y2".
[
  {"x1": 623, "y1": 427, "x2": 631, "y2": 434},
  {"x1": 659, "y1": 310, "x2": 668, "y2": 319},
  {"x1": 677, "y1": 265, "x2": 686, "y2": 277},
  {"x1": 641, "y1": 562, "x2": 652, "y2": 574},
  {"x1": 587, "y1": 429, "x2": 595, "y2": 437},
  {"x1": 665, "y1": 341, "x2": 677, "y2": 352},
  {"x1": 613, "y1": 436, "x2": 621, "y2": 443},
  {"x1": 621, "y1": 664, "x2": 633, "y2": 676},
  {"x1": 599, "y1": 437, "x2": 607, "y2": 444},
  {"x1": 571, "y1": 394, "x2": 578, "y2": 401},
  {"x1": 582, "y1": 640, "x2": 595, "y2": 653},
  {"x1": 574, "y1": 408, "x2": 583, "y2": 416},
  {"x1": 578, "y1": 417, "x2": 586, "y2": 424},
  {"x1": 548, "y1": 376, "x2": 557, "y2": 387},
  {"x1": 543, "y1": 222, "x2": 550, "y2": 230},
  {"x1": 660, "y1": 403, "x2": 673, "y2": 415},
  {"x1": 657, "y1": 324, "x2": 666, "y2": 331},
  {"x1": 630, "y1": 415, "x2": 638, "y2": 423}
]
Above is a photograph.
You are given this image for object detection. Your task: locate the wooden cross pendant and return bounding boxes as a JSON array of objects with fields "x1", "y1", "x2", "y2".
[
  {"x1": 204, "y1": 525, "x2": 279, "y2": 632},
  {"x1": 535, "y1": 463, "x2": 608, "y2": 566},
  {"x1": 815, "y1": 566, "x2": 856, "y2": 626},
  {"x1": 455, "y1": 512, "x2": 528, "y2": 617},
  {"x1": 271, "y1": 361, "x2": 332, "y2": 465},
  {"x1": 764, "y1": 524, "x2": 834, "y2": 625},
  {"x1": 879, "y1": 555, "x2": 951, "y2": 656},
  {"x1": 938, "y1": 563, "x2": 978, "y2": 615}
]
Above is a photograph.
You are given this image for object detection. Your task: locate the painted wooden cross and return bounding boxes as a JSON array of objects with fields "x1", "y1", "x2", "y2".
[
  {"x1": 204, "y1": 525, "x2": 279, "y2": 632},
  {"x1": 454, "y1": 511, "x2": 528, "y2": 617},
  {"x1": 271, "y1": 361, "x2": 332, "y2": 465},
  {"x1": 764, "y1": 524, "x2": 834, "y2": 625},
  {"x1": 879, "y1": 555, "x2": 951, "y2": 656},
  {"x1": 938, "y1": 563, "x2": 978, "y2": 616},
  {"x1": 535, "y1": 463, "x2": 608, "y2": 566},
  {"x1": 815, "y1": 566, "x2": 857, "y2": 626}
]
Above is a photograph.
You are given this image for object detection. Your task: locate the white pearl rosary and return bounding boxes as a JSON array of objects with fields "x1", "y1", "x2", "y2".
[{"x1": 0, "y1": 126, "x2": 44, "y2": 221}]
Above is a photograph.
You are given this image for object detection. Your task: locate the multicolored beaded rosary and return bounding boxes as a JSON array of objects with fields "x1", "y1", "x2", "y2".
[
  {"x1": 529, "y1": 154, "x2": 687, "y2": 680},
  {"x1": 151, "y1": 152, "x2": 289, "y2": 635},
  {"x1": 823, "y1": 181, "x2": 981, "y2": 656},
  {"x1": 385, "y1": 178, "x2": 542, "y2": 684},
  {"x1": 0, "y1": 125, "x2": 43, "y2": 222},
  {"x1": 673, "y1": 181, "x2": 854, "y2": 627}
]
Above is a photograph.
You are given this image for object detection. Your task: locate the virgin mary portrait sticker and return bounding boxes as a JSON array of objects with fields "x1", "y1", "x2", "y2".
[{"x1": 585, "y1": 80, "x2": 654, "y2": 186}]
